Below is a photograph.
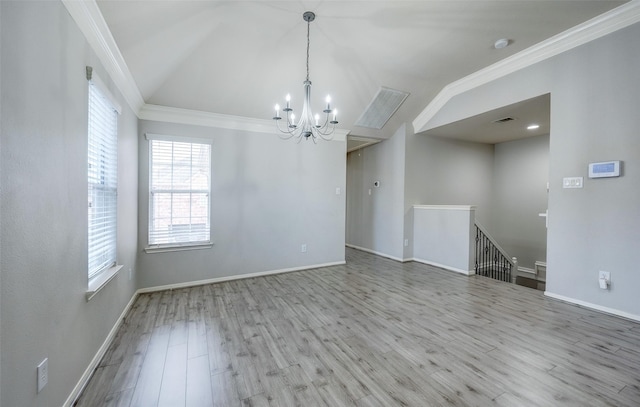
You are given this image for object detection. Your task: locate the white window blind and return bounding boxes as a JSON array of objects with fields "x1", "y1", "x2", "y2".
[
  {"x1": 88, "y1": 80, "x2": 118, "y2": 279},
  {"x1": 148, "y1": 137, "x2": 211, "y2": 247}
]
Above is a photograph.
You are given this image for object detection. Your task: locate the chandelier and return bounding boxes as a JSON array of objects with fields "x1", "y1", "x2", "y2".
[{"x1": 273, "y1": 11, "x2": 338, "y2": 142}]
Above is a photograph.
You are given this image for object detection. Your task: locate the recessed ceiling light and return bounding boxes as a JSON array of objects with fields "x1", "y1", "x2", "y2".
[
  {"x1": 527, "y1": 124, "x2": 540, "y2": 130},
  {"x1": 494, "y1": 38, "x2": 510, "y2": 49}
]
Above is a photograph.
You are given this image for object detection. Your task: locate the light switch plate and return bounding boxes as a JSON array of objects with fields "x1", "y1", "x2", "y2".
[
  {"x1": 37, "y1": 358, "x2": 48, "y2": 392},
  {"x1": 563, "y1": 177, "x2": 583, "y2": 188}
]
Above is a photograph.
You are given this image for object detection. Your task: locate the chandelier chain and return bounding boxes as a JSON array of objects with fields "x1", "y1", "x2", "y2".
[{"x1": 306, "y1": 19, "x2": 310, "y2": 81}]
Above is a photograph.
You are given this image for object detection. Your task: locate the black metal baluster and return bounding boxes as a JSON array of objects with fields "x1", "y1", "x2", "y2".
[
  {"x1": 475, "y1": 226, "x2": 479, "y2": 275},
  {"x1": 474, "y1": 224, "x2": 514, "y2": 283}
]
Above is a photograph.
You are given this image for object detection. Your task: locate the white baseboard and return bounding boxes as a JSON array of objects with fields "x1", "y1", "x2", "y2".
[
  {"x1": 517, "y1": 266, "x2": 546, "y2": 282},
  {"x1": 63, "y1": 290, "x2": 139, "y2": 407},
  {"x1": 345, "y1": 244, "x2": 405, "y2": 262},
  {"x1": 137, "y1": 261, "x2": 346, "y2": 294},
  {"x1": 345, "y1": 245, "x2": 478, "y2": 277},
  {"x1": 517, "y1": 266, "x2": 540, "y2": 281},
  {"x1": 411, "y1": 257, "x2": 476, "y2": 276},
  {"x1": 544, "y1": 291, "x2": 640, "y2": 323},
  {"x1": 517, "y1": 266, "x2": 536, "y2": 275},
  {"x1": 345, "y1": 244, "x2": 475, "y2": 276}
]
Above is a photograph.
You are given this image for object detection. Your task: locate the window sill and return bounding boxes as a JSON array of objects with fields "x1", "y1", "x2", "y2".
[
  {"x1": 86, "y1": 264, "x2": 123, "y2": 301},
  {"x1": 144, "y1": 243, "x2": 213, "y2": 254}
]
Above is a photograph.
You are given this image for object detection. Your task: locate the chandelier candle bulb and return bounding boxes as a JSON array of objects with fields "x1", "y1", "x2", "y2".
[
  {"x1": 285, "y1": 94, "x2": 291, "y2": 111},
  {"x1": 315, "y1": 114, "x2": 320, "y2": 126}
]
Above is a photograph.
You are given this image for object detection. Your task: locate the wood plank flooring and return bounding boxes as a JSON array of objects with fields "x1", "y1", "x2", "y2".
[{"x1": 75, "y1": 248, "x2": 640, "y2": 406}]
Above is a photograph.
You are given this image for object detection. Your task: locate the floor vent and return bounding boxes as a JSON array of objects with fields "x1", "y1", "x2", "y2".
[{"x1": 355, "y1": 87, "x2": 409, "y2": 129}]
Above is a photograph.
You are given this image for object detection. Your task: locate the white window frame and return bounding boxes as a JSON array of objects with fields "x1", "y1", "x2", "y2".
[
  {"x1": 145, "y1": 133, "x2": 213, "y2": 253},
  {"x1": 87, "y1": 73, "x2": 122, "y2": 299}
]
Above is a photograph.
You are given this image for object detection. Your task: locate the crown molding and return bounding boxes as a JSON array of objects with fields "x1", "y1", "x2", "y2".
[
  {"x1": 64, "y1": 0, "x2": 638, "y2": 138},
  {"x1": 412, "y1": 1, "x2": 640, "y2": 134},
  {"x1": 139, "y1": 104, "x2": 349, "y2": 141},
  {"x1": 62, "y1": 0, "x2": 145, "y2": 114},
  {"x1": 346, "y1": 136, "x2": 382, "y2": 153}
]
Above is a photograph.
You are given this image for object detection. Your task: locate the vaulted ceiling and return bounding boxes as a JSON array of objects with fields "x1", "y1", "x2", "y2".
[{"x1": 95, "y1": 0, "x2": 627, "y2": 142}]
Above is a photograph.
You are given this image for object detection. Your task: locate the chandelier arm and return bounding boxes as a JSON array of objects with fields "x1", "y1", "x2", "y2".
[
  {"x1": 312, "y1": 113, "x2": 336, "y2": 135},
  {"x1": 285, "y1": 109, "x2": 301, "y2": 132},
  {"x1": 278, "y1": 132, "x2": 296, "y2": 140},
  {"x1": 275, "y1": 119, "x2": 297, "y2": 139},
  {"x1": 314, "y1": 124, "x2": 336, "y2": 139},
  {"x1": 315, "y1": 112, "x2": 331, "y2": 130}
]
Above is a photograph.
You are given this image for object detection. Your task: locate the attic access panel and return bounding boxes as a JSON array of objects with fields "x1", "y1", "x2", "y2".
[{"x1": 355, "y1": 87, "x2": 409, "y2": 129}]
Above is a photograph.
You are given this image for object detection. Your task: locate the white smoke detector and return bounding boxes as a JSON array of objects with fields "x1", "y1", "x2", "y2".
[{"x1": 494, "y1": 38, "x2": 510, "y2": 49}]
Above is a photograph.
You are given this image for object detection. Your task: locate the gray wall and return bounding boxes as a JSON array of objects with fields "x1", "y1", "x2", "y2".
[
  {"x1": 427, "y1": 23, "x2": 640, "y2": 317},
  {"x1": 492, "y1": 135, "x2": 549, "y2": 269},
  {"x1": 403, "y1": 129, "x2": 494, "y2": 260},
  {"x1": 137, "y1": 120, "x2": 346, "y2": 289},
  {"x1": 404, "y1": 132, "x2": 494, "y2": 224},
  {"x1": 346, "y1": 124, "x2": 495, "y2": 261},
  {"x1": 413, "y1": 206, "x2": 476, "y2": 273},
  {"x1": 0, "y1": 2, "x2": 138, "y2": 406},
  {"x1": 346, "y1": 125, "x2": 406, "y2": 260}
]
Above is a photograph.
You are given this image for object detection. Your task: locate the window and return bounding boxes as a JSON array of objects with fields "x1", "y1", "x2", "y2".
[
  {"x1": 147, "y1": 135, "x2": 212, "y2": 249},
  {"x1": 87, "y1": 77, "x2": 120, "y2": 280}
]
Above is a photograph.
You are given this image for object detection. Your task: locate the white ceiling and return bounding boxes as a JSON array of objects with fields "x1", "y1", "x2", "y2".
[
  {"x1": 424, "y1": 93, "x2": 551, "y2": 144},
  {"x1": 96, "y1": 0, "x2": 626, "y2": 141}
]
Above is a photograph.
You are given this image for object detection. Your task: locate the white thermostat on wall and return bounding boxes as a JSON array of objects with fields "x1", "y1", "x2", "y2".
[{"x1": 588, "y1": 160, "x2": 621, "y2": 178}]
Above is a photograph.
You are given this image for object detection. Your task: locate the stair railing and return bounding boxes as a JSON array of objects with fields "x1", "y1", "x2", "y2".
[{"x1": 474, "y1": 222, "x2": 518, "y2": 283}]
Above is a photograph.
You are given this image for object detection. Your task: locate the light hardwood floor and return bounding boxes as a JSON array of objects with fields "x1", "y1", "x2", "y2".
[{"x1": 76, "y1": 248, "x2": 640, "y2": 406}]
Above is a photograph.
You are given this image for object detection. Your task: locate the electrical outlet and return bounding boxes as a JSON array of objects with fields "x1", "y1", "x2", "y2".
[
  {"x1": 404, "y1": 239, "x2": 409, "y2": 247},
  {"x1": 301, "y1": 244, "x2": 307, "y2": 253},
  {"x1": 37, "y1": 358, "x2": 48, "y2": 392},
  {"x1": 129, "y1": 268, "x2": 132, "y2": 280},
  {"x1": 599, "y1": 271, "x2": 611, "y2": 290}
]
